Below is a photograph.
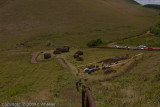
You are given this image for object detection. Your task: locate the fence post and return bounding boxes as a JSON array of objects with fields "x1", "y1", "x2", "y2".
[
  {"x1": 86, "y1": 96, "x2": 89, "y2": 107},
  {"x1": 76, "y1": 82, "x2": 79, "y2": 91},
  {"x1": 84, "y1": 88, "x2": 96, "y2": 107},
  {"x1": 82, "y1": 88, "x2": 85, "y2": 107}
]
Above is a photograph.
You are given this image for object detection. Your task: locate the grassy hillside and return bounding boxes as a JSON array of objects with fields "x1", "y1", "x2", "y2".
[
  {"x1": 117, "y1": 23, "x2": 160, "y2": 47},
  {"x1": 0, "y1": 0, "x2": 159, "y2": 50},
  {"x1": 0, "y1": 0, "x2": 160, "y2": 106}
]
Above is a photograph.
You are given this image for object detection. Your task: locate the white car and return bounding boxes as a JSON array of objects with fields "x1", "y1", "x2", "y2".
[
  {"x1": 114, "y1": 45, "x2": 119, "y2": 48},
  {"x1": 136, "y1": 47, "x2": 144, "y2": 50},
  {"x1": 138, "y1": 45, "x2": 147, "y2": 48},
  {"x1": 123, "y1": 46, "x2": 130, "y2": 49}
]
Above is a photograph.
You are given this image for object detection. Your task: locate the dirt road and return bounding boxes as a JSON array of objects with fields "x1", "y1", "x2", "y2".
[
  {"x1": 31, "y1": 51, "x2": 43, "y2": 64},
  {"x1": 58, "y1": 58, "x2": 68, "y2": 68}
]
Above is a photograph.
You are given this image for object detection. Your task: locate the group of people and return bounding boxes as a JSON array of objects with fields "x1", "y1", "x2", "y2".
[
  {"x1": 84, "y1": 62, "x2": 112, "y2": 74},
  {"x1": 101, "y1": 62, "x2": 110, "y2": 69}
]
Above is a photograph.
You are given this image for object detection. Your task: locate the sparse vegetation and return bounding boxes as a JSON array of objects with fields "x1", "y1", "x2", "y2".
[
  {"x1": 117, "y1": 34, "x2": 160, "y2": 47},
  {"x1": 87, "y1": 39, "x2": 103, "y2": 47},
  {"x1": 46, "y1": 40, "x2": 52, "y2": 46},
  {"x1": 117, "y1": 23, "x2": 160, "y2": 47},
  {"x1": 150, "y1": 23, "x2": 160, "y2": 35}
]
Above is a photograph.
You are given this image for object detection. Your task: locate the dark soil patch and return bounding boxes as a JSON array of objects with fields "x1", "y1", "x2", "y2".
[
  {"x1": 99, "y1": 60, "x2": 138, "y2": 82},
  {"x1": 98, "y1": 56, "x2": 129, "y2": 64}
]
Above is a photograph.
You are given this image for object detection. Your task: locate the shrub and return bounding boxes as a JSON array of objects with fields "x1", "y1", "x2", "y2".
[
  {"x1": 150, "y1": 23, "x2": 160, "y2": 35},
  {"x1": 46, "y1": 40, "x2": 52, "y2": 46},
  {"x1": 87, "y1": 38, "x2": 103, "y2": 47}
]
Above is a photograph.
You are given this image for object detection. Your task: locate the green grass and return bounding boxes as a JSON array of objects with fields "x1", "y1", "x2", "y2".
[
  {"x1": 0, "y1": 50, "x2": 80, "y2": 106},
  {"x1": 0, "y1": 0, "x2": 159, "y2": 50},
  {"x1": 150, "y1": 23, "x2": 160, "y2": 35},
  {"x1": 0, "y1": 0, "x2": 160, "y2": 106},
  {"x1": 117, "y1": 34, "x2": 160, "y2": 47},
  {"x1": 84, "y1": 52, "x2": 160, "y2": 107}
]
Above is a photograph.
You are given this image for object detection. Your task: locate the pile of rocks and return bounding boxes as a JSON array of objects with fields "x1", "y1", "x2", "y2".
[
  {"x1": 44, "y1": 46, "x2": 70, "y2": 60},
  {"x1": 73, "y1": 50, "x2": 84, "y2": 61},
  {"x1": 54, "y1": 46, "x2": 70, "y2": 54}
]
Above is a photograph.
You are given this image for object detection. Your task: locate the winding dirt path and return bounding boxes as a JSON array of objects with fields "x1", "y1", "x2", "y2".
[
  {"x1": 107, "y1": 30, "x2": 160, "y2": 50},
  {"x1": 136, "y1": 30, "x2": 154, "y2": 38},
  {"x1": 30, "y1": 51, "x2": 70, "y2": 69},
  {"x1": 57, "y1": 58, "x2": 68, "y2": 68},
  {"x1": 31, "y1": 51, "x2": 43, "y2": 64}
]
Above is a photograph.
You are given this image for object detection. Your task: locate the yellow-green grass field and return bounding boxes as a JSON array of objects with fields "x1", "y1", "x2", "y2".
[
  {"x1": 0, "y1": 0, "x2": 159, "y2": 50},
  {"x1": 0, "y1": 0, "x2": 160, "y2": 107}
]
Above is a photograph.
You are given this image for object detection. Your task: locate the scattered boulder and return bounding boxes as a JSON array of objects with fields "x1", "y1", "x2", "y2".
[
  {"x1": 76, "y1": 50, "x2": 83, "y2": 55},
  {"x1": 64, "y1": 46, "x2": 70, "y2": 52},
  {"x1": 73, "y1": 54, "x2": 79, "y2": 58},
  {"x1": 54, "y1": 50, "x2": 61, "y2": 54},
  {"x1": 44, "y1": 53, "x2": 51, "y2": 59},
  {"x1": 56, "y1": 48, "x2": 63, "y2": 52},
  {"x1": 56, "y1": 46, "x2": 70, "y2": 53},
  {"x1": 104, "y1": 70, "x2": 116, "y2": 75},
  {"x1": 77, "y1": 57, "x2": 83, "y2": 61},
  {"x1": 61, "y1": 48, "x2": 69, "y2": 52}
]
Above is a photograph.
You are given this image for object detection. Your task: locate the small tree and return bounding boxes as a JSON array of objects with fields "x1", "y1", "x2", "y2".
[
  {"x1": 46, "y1": 40, "x2": 51, "y2": 46},
  {"x1": 87, "y1": 38, "x2": 103, "y2": 47},
  {"x1": 150, "y1": 23, "x2": 160, "y2": 35}
]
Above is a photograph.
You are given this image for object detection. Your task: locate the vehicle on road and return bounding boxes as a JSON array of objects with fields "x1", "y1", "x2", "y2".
[
  {"x1": 123, "y1": 46, "x2": 130, "y2": 49},
  {"x1": 114, "y1": 45, "x2": 120, "y2": 48},
  {"x1": 147, "y1": 47, "x2": 154, "y2": 51},
  {"x1": 136, "y1": 47, "x2": 144, "y2": 50},
  {"x1": 138, "y1": 45, "x2": 147, "y2": 48}
]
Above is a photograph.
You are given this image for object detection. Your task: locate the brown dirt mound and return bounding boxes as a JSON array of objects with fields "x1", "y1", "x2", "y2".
[
  {"x1": 76, "y1": 50, "x2": 83, "y2": 55},
  {"x1": 77, "y1": 57, "x2": 83, "y2": 61},
  {"x1": 73, "y1": 54, "x2": 79, "y2": 58},
  {"x1": 53, "y1": 50, "x2": 61, "y2": 54},
  {"x1": 44, "y1": 53, "x2": 51, "y2": 59},
  {"x1": 56, "y1": 46, "x2": 70, "y2": 53}
]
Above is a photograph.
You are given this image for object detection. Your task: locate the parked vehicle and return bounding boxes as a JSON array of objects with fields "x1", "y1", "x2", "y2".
[
  {"x1": 136, "y1": 47, "x2": 144, "y2": 50},
  {"x1": 123, "y1": 46, "x2": 130, "y2": 49},
  {"x1": 147, "y1": 47, "x2": 154, "y2": 50},
  {"x1": 114, "y1": 45, "x2": 119, "y2": 48},
  {"x1": 138, "y1": 45, "x2": 147, "y2": 48}
]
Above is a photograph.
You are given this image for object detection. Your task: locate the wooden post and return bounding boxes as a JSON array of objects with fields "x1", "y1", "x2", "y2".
[
  {"x1": 76, "y1": 82, "x2": 79, "y2": 91},
  {"x1": 82, "y1": 88, "x2": 85, "y2": 107},
  {"x1": 86, "y1": 96, "x2": 89, "y2": 107},
  {"x1": 84, "y1": 88, "x2": 96, "y2": 107}
]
